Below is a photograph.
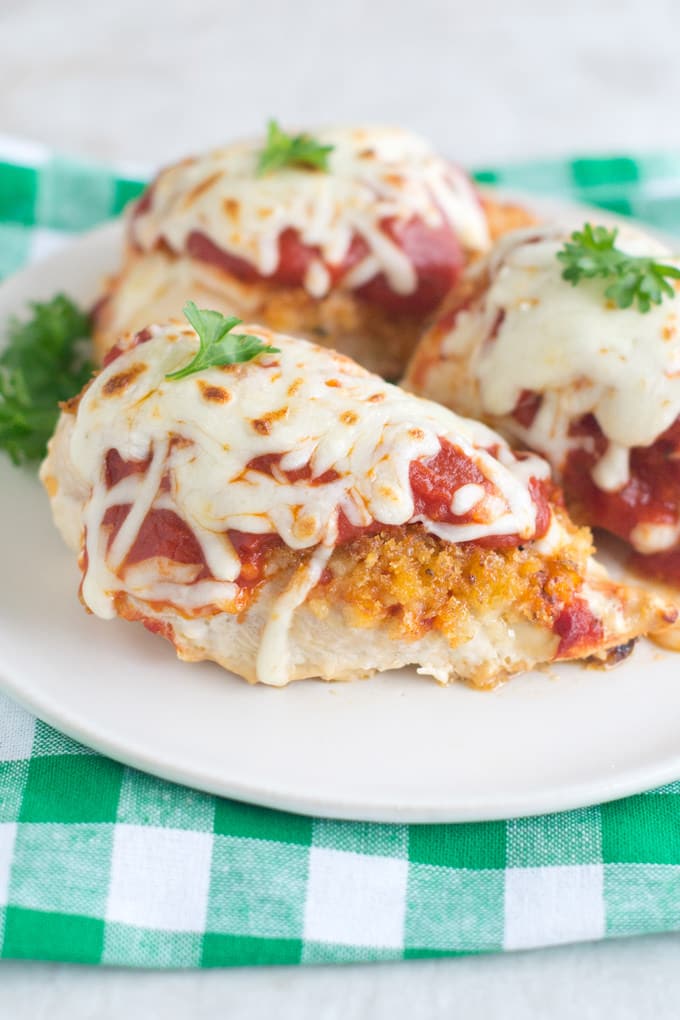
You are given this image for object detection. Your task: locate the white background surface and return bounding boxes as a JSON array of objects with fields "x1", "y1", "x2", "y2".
[{"x1": 2, "y1": 0, "x2": 680, "y2": 1016}]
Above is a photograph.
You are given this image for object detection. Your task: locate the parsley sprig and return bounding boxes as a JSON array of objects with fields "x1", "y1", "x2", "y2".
[
  {"x1": 0, "y1": 294, "x2": 92, "y2": 465},
  {"x1": 557, "y1": 223, "x2": 680, "y2": 313},
  {"x1": 257, "y1": 119, "x2": 334, "y2": 177},
  {"x1": 166, "y1": 301, "x2": 279, "y2": 381}
]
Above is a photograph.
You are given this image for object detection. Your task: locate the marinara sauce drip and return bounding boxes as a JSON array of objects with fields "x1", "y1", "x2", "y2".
[
  {"x1": 99, "y1": 435, "x2": 551, "y2": 594},
  {"x1": 167, "y1": 216, "x2": 463, "y2": 316},
  {"x1": 226, "y1": 531, "x2": 282, "y2": 588},
  {"x1": 552, "y1": 596, "x2": 604, "y2": 657},
  {"x1": 352, "y1": 216, "x2": 464, "y2": 315},
  {"x1": 409, "y1": 438, "x2": 550, "y2": 547},
  {"x1": 102, "y1": 449, "x2": 212, "y2": 579},
  {"x1": 562, "y1": 414, "x2": 680, "y2": 577},
  {"x1": 410, "y1": 440, "x2": 487, "y2": 520},
  {"x1": 102, "y1": 450, "x2": 289, "y2": 590},
  {"x1": 102, "y1": 504, "x2": 211, "y2": 576},
  {"x1": 246, "y1": 442, "x2": 548, "y2": 547}
]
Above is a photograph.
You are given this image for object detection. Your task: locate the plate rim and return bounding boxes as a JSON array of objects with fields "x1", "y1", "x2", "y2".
[
  {"x1": 2, "y1": 192, "x2": 680, "y2": 823},
  {"x1": 2, "y1": 656, "x2": 680, "y2": 823}
]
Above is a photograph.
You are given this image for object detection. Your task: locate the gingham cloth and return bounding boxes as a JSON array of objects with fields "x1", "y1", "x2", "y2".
[{"x1": 1, "y1": 137, "x2": 680, "y2": 968}]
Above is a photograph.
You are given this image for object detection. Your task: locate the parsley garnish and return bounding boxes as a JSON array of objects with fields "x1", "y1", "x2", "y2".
[
  {"x1": 256, "y1": 119, "x2": 334, "y2": 177},
  {"x1": 166, "y1": 301, "x2": 279, "y2": 381},
  {"x1": 0, "y1": 294, "x2": 92, "y2": 465},
  {"x1": 557, "y1": 223, "x2": 680, "y2": 313}
]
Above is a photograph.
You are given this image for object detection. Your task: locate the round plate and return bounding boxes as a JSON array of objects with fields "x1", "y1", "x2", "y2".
[{"x1": 1, "y1": 206, "x2": 680, "y2": 823}]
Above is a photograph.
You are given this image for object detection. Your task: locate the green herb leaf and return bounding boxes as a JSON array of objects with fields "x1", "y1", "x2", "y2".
[
  {"x1": 556, "y1": 223, "x2": 680, "y2": 313},
  {"x1": 257, "y1": 119, "x2": 335, "y2": 177},
  {"x1": 0, "y1": 294, "x2": 92, "y2": 465},
  {"x1": 166, "y1": 301, "x2": 279, "y2": 380}
]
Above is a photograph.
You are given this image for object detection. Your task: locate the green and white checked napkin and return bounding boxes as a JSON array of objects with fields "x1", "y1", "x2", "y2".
[{"x1": 1, "y1": 137, "x2": 680, "y2": 968}]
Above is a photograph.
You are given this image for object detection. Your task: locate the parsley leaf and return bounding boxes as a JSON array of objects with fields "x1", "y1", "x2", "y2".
[
  {"x1": 0, "y1": 294, "x2": 92, "y2": 465},
  {"x1": 166, "y1": 301, "x2": 279, "y2": 380},
  {"x1": 557, "y1": 223, "x2": 680, "y2": 313},
  {"x1": 257, "y1": 119, "x2": 334, "y2": 176}
]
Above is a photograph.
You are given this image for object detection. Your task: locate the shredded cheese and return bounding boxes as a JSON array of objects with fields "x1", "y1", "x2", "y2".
[
  {"x1": 65, "y1": 322, "x2": 550, "y2": 683},
  {"x1": 442, "y1": 225, "x2": 680, "y2": 496},
  {"x1": 131, "y1": 126, "x2": 489, "y2": 300}
]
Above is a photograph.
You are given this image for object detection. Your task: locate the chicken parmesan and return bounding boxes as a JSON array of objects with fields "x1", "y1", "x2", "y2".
[
  {"x1": 405, "y1": 223, "x2": 680, "y2": 587},
  {"x1": 41, "y1": 312, "x2": 674, "y2": 687},
  {"x1": 92, "y1": 124, "x2": 532, "y2": 378}
]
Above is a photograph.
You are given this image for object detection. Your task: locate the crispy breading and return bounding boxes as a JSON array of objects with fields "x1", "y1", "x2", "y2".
[{"x1": 307, "y1": 517, "x2": 591, "y2": 646}]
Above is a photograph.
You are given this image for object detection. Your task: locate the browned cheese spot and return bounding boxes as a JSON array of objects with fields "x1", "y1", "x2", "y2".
[
  {"x1": 197, "y1": 380, "x2": 231, "y2": 403},
  {"x1": 182, "y1": 172, "x2": 223, "y2": 208},
  {"x1": 223, "y1": 197, "x2": 240, "y2": 219},
  {"x1": 252, "y1": 407, "x2": 289, "y2": 434},
  {"x1": 102, "y1": 362, "x2": 146, "y2": 397}
]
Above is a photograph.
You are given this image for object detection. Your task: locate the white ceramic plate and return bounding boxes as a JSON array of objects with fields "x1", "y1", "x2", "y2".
[{"x1": 1, "y1": 206, "x2": 680, "y2": 823}]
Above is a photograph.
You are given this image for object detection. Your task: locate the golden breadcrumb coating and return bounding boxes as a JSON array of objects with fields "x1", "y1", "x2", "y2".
[{"x1": 307, "y1": 517, "x2": 590, "y2": 647}]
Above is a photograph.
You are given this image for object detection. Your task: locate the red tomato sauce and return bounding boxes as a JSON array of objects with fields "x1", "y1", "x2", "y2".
[
  {"x1": 247, "y1": 453, "x2": 340, "y2": 485},
  {"x1": 171, "y1": 216, "x2": 463, "y2": 317},
  {"x1": 103, "y1": 451, "x2": 285, "y2": 589},
  {"x1": 226, "y1": 530, "x2": 282, "y2": 587},
  {"x1": 102, "y1": 327, "x2": 154, "y2": 368},
  {"x1": 410, "y1": 440, "x2": 489, "y2": 521},
  {"x1": 511, "y1": 397, "x2": 680, "y2": 580},
  {"x1": 512, "y1": 389, "x2": 543, "y2": 429},
  {"x1": 630, "y1": 548, "x2": 680, "y2": 586},
  {"x1": 100, "y1": 437, "x2": 551, "y2": 594},
  {"x1": 410, "y1": 439, "x2": 551, "y2": 547},
  {"x1": 563, "y1": 414, "x2": 680, "y2": 546},
  {"x1": 552, "y1": 595, "x2": 604, "y2": 656},
  {"x1": 353, "y1": 216, "x2": 464, "y2": 316},
  {"x1": 102, "y1": 503, "x2": 283, "y2": 589},
  {"x1": 105, "y1": 448, "x2": 151, "y2": 486},
  {"x1": 102, "y1": 504, "x2": 210, "y2": 574}
]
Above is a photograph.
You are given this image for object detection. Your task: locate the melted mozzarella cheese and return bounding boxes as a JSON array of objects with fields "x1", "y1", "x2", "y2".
[
  {"x1": 443, "y1": 225, "x2": 680, "y2": 492},
  {"x1": 66, "y1": 322, "x2": 549, "y2": 684},
  {"x1": 131, "y1": 126, "x2": 489, "y2": 300}
]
